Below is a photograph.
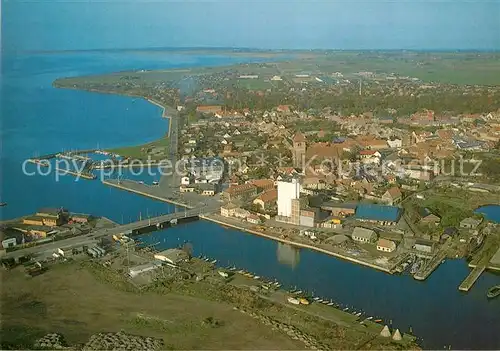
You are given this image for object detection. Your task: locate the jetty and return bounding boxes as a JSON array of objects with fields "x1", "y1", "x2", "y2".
[{"x1": 413, "y1": 250, "x2": 446, "y2": 281}]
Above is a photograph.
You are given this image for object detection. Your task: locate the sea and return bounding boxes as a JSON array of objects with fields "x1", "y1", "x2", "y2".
[{"x1": 1, "y1": 51, "x2": 499, "y2": 349}]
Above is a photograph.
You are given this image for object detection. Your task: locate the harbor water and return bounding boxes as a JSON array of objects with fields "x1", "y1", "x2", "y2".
[{"x1": 1, "y1": 51, "x2": 499, "y2": 349}]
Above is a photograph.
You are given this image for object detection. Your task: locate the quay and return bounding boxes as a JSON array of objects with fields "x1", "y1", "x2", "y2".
[
  {"x1": 413, "y1": 250, "x2": 447, "y2": 281},
  {"x1": 55, "y1": 166, "x2": 96, "y2": 180},
  {"x1": 459, "y1": 243, "x2": 500, "y2": 291},
  {"x1": 200, "y1": 214, "x2": 394, "y2": 274}
]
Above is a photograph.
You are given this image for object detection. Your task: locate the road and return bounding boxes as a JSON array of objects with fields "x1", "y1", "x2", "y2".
[{"x1": 159, "y1": 105, "x2": 180, "y2": 191}]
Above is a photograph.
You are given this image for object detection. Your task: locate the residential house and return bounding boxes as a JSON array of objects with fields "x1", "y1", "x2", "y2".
[
  {"x1": 234, "y1": 208, "x2": 251, "y2": 219},
  {"x1": 376, "y1": 238, "x2": 397, "y2": 252},
  {"x1": 253, "y1": 189, "x2": 278, "y2": 211},
  {"x1": 460, "y1": 217, "x2": 482, "y2": 229},
  {"x1": 351, "y1": 227, "x2": 377, "y2": 243},
  {"x1": 246, "y1": 214, "x2": 261, "y2": 225},
  {"x1": 382, "y1": 186, "x2": 402, "y2": 205},
  {"x1": 220, "y1": 203, "x2": 238, "y2": 217},
  {"x1": 419, "y1": 208, "x2": 441, "y2": 226},
  {"x1": 198, "y1": 183, "x2": 216, "y2": 196}
]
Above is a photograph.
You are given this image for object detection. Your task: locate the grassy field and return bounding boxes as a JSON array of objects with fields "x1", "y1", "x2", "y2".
[
  {"x1": 54, "y1": 51, "x2": 500, "y2": 87},
  {"x1": 0, "y1": 262, "x2": 303, "y2": 350},
  {"x1": 107, "y1": 136, "x2": 170, "y2": 160}
]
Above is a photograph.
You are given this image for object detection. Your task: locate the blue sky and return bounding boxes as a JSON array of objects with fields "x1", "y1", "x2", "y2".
[{"x1": 2, "y1": 0, "x2": 499, "y2": 52}]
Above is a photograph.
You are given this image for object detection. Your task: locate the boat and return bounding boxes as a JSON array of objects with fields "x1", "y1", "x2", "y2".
[
  {"x1": 322, "y1": 300, "x2": 329, "y2": 304},
  {"x1": 152, "y1": 181, "x2": 159, "y2": 186},
  {"x1": 287, "y1": 297, "x2": 301, "y2": 305},
  {"x1": 374, "y1": 319, "x2": 383, "y2": 323},
  {"x1": 366, "y1": 316, "x2": 373, "y2": 320},
  {"x1": 218, "y1": 271, "x2": 229, "y2": 278},
  {"x1": 253, "y1": 276, "x2": 260, "y2": 280},
  {"x1": 343, "y1": 307, "x2": 349, "y2": 311},
  {"x1": 355, "y1": 312, "x2": 362, "y2": 317},
  {"x1": 299, "y1": 298, "x2": 310, "y2": 305},
  {"x1": 327, "y1": 302, "x2": 334, "y2": 306},
  {"x1": 0, "y1": 202, "x2": 7, "y2": 207},
  {"x1": 210, "y1": 259, "x2": 217, "y2": 264},
  {"x1": 294, "y1": 290, "x2": 303, "y2": 295},
  {"x1": 487, "y1": 285, "x2": 500, "y2": 299},
  {"x1": 317, "y1": 299, "x2": 323, "y2": 303},
  {"x1": 313, "y1": 297, "x2": 320, "y2": 301}
]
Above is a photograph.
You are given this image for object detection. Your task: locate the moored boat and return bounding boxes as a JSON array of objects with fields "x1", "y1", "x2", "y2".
[
  {"x1": 287, "y1": 297, "x2": 300, "y2": 305},
  {"x1": 487, "y1": 285, "x2": 500, "y2": 299},
  {"x1": 299, "y1": 298, "x2": 310, "y2": 305}
]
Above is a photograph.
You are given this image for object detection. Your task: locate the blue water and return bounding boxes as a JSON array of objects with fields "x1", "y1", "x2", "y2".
[
  {"x1": 1, "y1": 51, "x2": 499, "y2": 349},
  {"x1": 476, "y1": 205, "x2": 500, "y2": 223}
]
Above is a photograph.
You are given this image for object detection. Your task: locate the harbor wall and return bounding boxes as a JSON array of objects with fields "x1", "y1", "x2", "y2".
[{"x1": 200, "y1": 214, "x2": 393, "y2": 274}]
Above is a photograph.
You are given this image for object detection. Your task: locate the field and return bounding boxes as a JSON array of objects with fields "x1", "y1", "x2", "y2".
[
  {"x1": 54, "y1": 51, "x2": 500, "y2": 88},
  {"x1": 0, "y1": 262, "x2": 303, "y2": 350}
]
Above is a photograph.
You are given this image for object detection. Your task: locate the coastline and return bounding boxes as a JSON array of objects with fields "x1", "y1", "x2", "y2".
[{"x1": 200, "y1": 213, "x2": 394, "y2": 274}]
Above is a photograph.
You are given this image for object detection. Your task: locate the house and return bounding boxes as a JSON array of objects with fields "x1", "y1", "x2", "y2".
[
  {"x1": 23, "y1": 216, "x2": 45, "y2": 226},
  {"x1": 460, "y1": 217, "x2": 482, "y2": 229},
  {"x1": 351, "y1": 227, "x2": 377, "y2": 243},
  {"x1": 220, "y1": 203, "x2": 238, "y2": 217},
  {"x1": 181, "y1": 176, "x2": 192, "y2": 185},
  {"x1": 382, "y1": 187, "x2": 402, "y2": 205},
  {"x1": 387, "y1": 138, "x2": 402, "y2": 148},
  {"x1": 253, "y1": 189, "x2": 278, "y2": 211},
  {"x1": 198, "y1": 183, "x2": 216, "y2": 196},
  {"x1": 234, "y1": 208, "x2": 251, "y2": 219},
  {"x1": 246, "y1": 214, "x2": 261, "y2": 224},
  {"x1": 223, "y1": 183, "x2": 257, "y2": 202},
  {"x1": 1, "y1": 237, "x2": 18, "y2": 249},
  {"x1": 71, "y1": 214, "x2": 90, "y2": 223},
  {"x1": 376, "y1": 238, "x2": 397, "y2": 252},
  {"x1": 179, "y1": 185, "x2": 196, "y2": 193},
  {"x1": 419, "y1": 208, "x2": 441, "y2": 226},
  {"x1": 355, "y1": 204, "x2": 402, "y2": 225}
]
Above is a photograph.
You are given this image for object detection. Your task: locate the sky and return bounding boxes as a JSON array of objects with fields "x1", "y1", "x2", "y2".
[{"x1": 1, "y1": 0, "x2": 499, "y2": 52}]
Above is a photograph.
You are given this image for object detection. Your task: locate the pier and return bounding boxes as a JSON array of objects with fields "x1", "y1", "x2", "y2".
[
  {"x1": 413, "y1": 250, "x2": 446, "y2": 281},
  {"x1": 459, "y1": 265, "x2": 486, "y2": 292}
]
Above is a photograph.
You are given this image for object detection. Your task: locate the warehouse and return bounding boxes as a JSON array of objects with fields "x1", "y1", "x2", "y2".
[{"x1": 354, "y1": 204, "x2": 402, "y2": 225}]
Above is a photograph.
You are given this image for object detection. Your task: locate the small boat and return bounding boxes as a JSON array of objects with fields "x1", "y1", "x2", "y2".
[
  {"x1": 487, "y1": 285, "x2": 500, "y2": 299},
  {"x1": 299, "y1": 298, "x2": 310, "y2": 305},
  {"x1": 366, "y1": 316, "x2": 373, "y2": 320},
  {"x1": 294, "y1": 290, "x2": 303, "y2": 295},
  {"x1": 210, "y1": 259, "x2": 217, "y2": 264},
  {"x1": 327, "y1": 302, "x2": 334, "y2": 306},
  {"x1": 343, "y1": 307, "x2": 349, "y2": 311},
  {"x1": 322, "y1": 300, "x2": 329, "y2": 304},
  {"x1": 355, "y1": 312, "x2": 362, "y2": 317},
  {"x1": 317, "y1": 299, "x2": 323, "y2": 303},
  {"x1": 313, "y1": 297, "x2": 320, "y2": 301},
  {"x1": 0, "y1": 202, "x2": 7, "y2": 207},
  {"x1": 254, "y1": 276, "x2": 260, "y2": 280},
  {"x1": 218, "y1": 271, "x2": 228, "y2": 278},
  {"x1": 287, "y1": 297, "x2": 300, "y2": 305},
  {"x1": 152, "y1": 181, "x2": 159, "y2": 186},
  {"x1": 374, "y1": 319, "x2": 383, "y2": 323}
]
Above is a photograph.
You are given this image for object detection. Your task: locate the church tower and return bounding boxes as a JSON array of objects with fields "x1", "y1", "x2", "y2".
[{"x1": 292, "y1": 132, "x2": 306, "y2": 169}]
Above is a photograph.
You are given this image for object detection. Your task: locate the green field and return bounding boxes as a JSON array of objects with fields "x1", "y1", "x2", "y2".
[{"x1": 107, "y1": 136, "x2": 170, "y2": 160}]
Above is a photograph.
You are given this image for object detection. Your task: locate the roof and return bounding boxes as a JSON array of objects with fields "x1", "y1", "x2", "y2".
[
  {"x1": 351, "y1": 227, "x2": 376, "y2": 240},
  {"x1": 248, "y1": 179, "x2": 274, "y2": 189},
  {"x1": 255, "y1": 189, "x2": 278, "y2": 203},
  {"x1": 37, "y1": 208, "x2": 61, "y2": 216},
  {"x1": 359, "y1": 150, "x2": 378, "y2": 156},
  {"x1": 460, "y1": 217, "x2": 482, "y2": 226},
  {"x1": 385, "y1": 187, "x2": 402, "y2": 199},
  {"x1": 355, "y1": 204, "x2": 402, "y2": 222},
  {"x1": 225, "y1": 183, "x2": 256, "y2": 194},
  {"x1": 293, "y1": 132, "x2": 306, "y2": 143},
  {"x1": 377, "y1": 238, "x2": 396, "y2": 249}
]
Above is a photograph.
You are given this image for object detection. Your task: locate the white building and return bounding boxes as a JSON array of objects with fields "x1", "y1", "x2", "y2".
[{"x1": 277, "y1": 178, "x2": 301, "y2": 218}]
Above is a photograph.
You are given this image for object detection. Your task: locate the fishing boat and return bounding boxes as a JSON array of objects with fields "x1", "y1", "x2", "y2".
[{"x1": 487, "y1": 285, "x2": 500, "y2": 299}]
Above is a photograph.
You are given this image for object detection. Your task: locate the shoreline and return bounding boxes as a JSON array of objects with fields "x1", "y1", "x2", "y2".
[{"x1": 200, "y1": 214, "x2": 394, "y2": 274}]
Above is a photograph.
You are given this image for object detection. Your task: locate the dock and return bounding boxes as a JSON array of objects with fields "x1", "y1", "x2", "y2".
[
  {"x1": 458, "y1": 265, "x2": 486, "y2": 292},
  {"x1": 413, "y1": 250, "x2": 446, "y2": 281}
]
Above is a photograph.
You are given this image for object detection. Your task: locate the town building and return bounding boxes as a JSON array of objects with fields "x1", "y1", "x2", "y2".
[
  {"x1": 292, "y1": 132, "x2": 306, "y2": 168},
  {"x1": 247, "y1": 179, "x2": 275, "y2": 192},
  {"x1": 382, "y1": 187, "x2": 402, "y2": 205},
  {"x1": 419, "y1": 208, "x2": 441, "y2": 226},
  {"x1": 351, "y1": 227, "x2": 377, "y2": 243},
  {"x1": 223, "y1": 183, "x2": 257, "y2": 202},
  {"x1": 246, "y1": 214, "x2": 261, "y2": 224},
  {"x1": 253, "y1": 189, "x2": 278, "y2": 211},
  {"x1": 376, "y1": 238, "x2": 397, "y2": 252},
  {"x1": 197, "y1": 183, "x2": 216, "y2": 196},
  {"x1": 220, "y1": 203, "x2": 238, "y2": 217},
  {"x1": 321, "y1": 202, "x2": 357, "y2": 217},
  {"x1": 299, "y1": 208, "x2": 319, "y2": 228},
  {"x1": 460, "y1": 217, "x2": 482, "y2": 229}
]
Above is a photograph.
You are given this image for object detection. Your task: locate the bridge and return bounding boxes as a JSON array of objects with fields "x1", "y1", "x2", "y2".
[{"x1": 2, "y1": 205, "x2": 219, "y2": 261}]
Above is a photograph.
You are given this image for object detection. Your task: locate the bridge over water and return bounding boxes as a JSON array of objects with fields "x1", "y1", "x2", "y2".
[{"x1": 2, "y1": 205, "x2": 219, "y2": 261}]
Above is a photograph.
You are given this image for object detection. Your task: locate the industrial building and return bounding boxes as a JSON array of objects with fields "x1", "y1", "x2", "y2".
[
  {"x1": 376, "y1": 238, "x2": 397, "y2": 252},
  {"x1": 354, "y1": 204, "x2": 402, "y2": 225},
  {"x1": 128, "y1": 261, "x2": 163, "y2": 278},
  {"x1": 277, "y1": 177, "x2": 301, "y2": 219},
  {"x1": 154, "y1": 248, "x2": 189, "y2": 265}
]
